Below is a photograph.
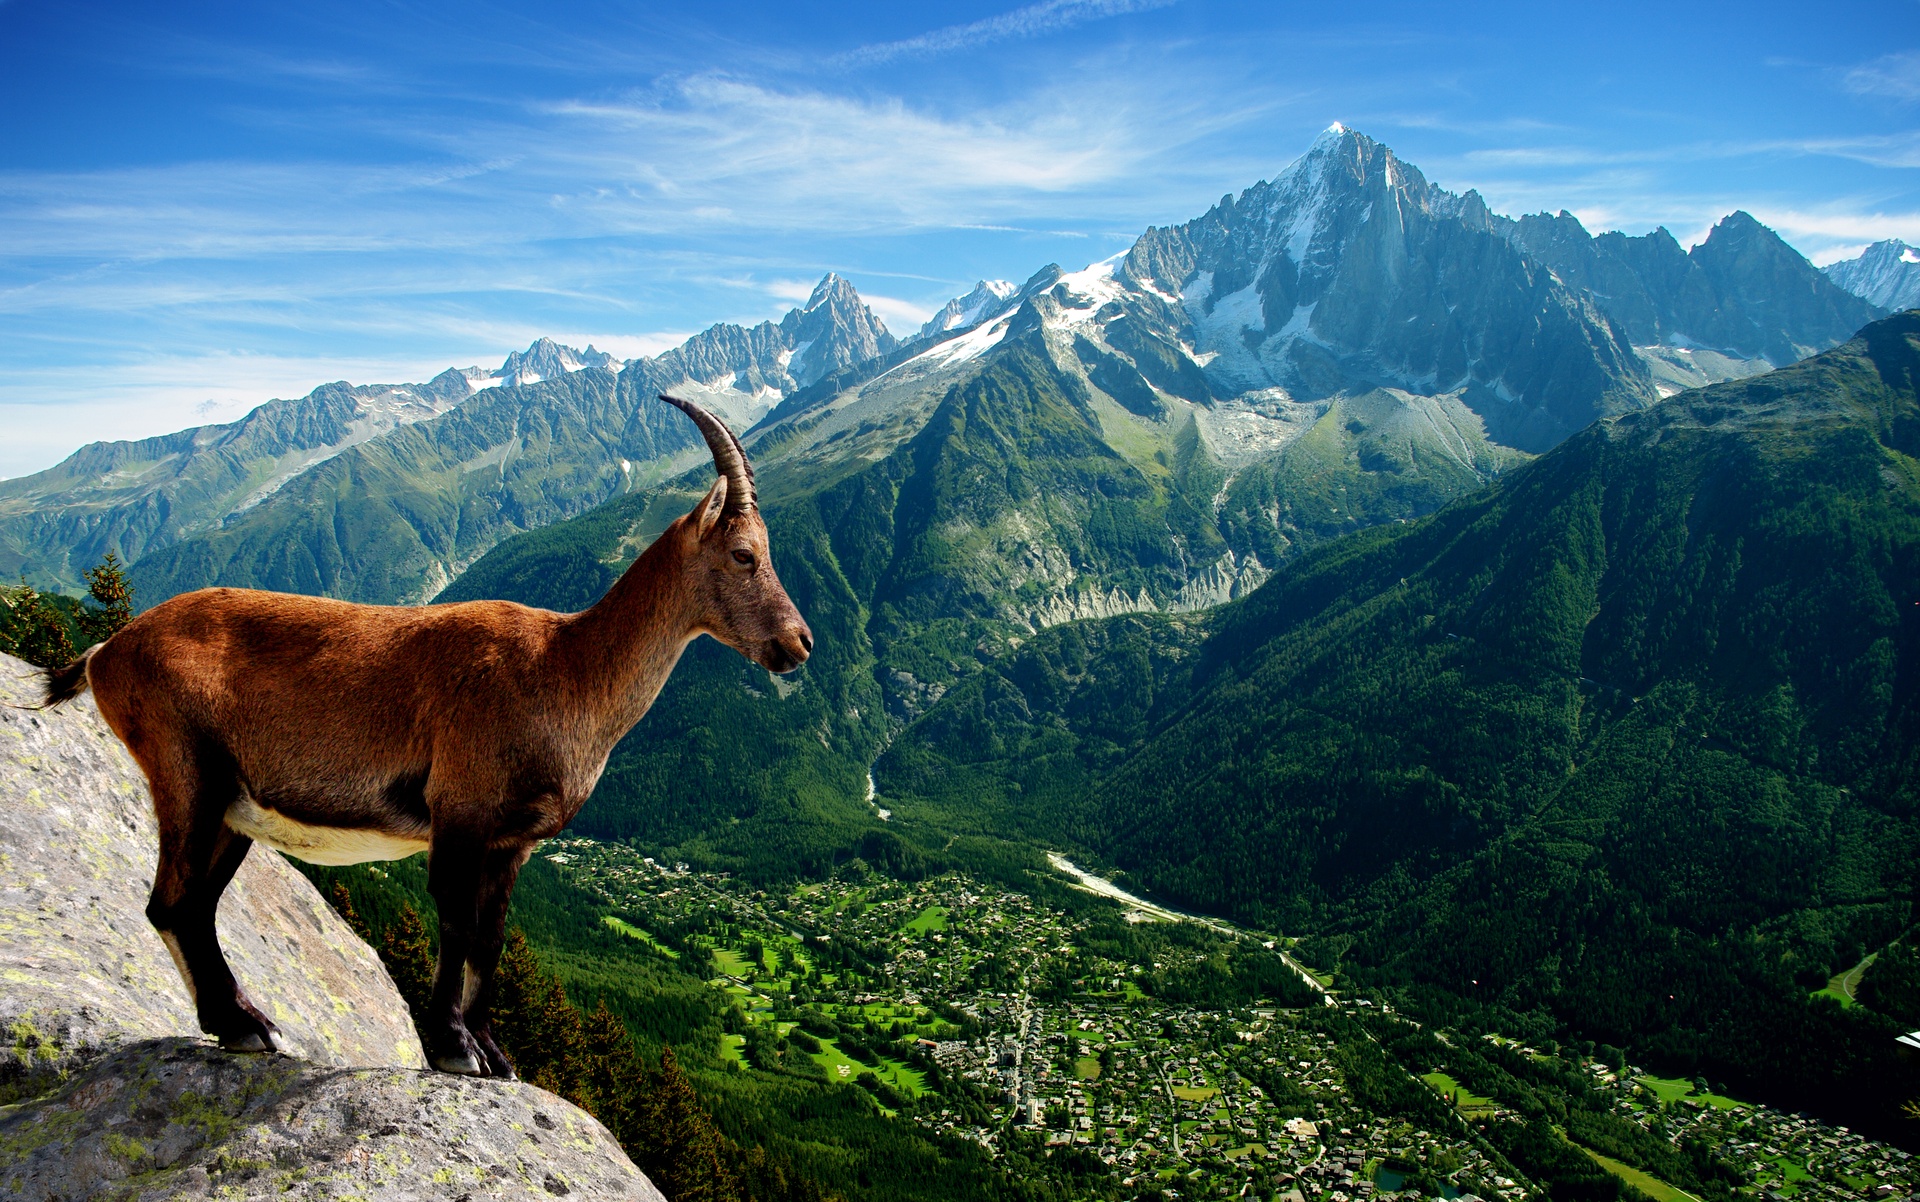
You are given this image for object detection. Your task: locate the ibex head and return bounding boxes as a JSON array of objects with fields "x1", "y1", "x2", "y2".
[{"x1": 660, "y1": 395, "x2": 813, "y2": 674}]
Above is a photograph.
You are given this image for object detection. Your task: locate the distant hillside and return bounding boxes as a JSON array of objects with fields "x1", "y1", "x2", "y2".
[{"x1": 880, "y1": 310, "x2": 1920, "y2": 1127}]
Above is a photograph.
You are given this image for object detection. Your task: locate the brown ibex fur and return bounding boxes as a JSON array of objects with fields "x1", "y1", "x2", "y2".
[{"x1": 49, "y1": 396, "x2": 811, "y2": 1076}]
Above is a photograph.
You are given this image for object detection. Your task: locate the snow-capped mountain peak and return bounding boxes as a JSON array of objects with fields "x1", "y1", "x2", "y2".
[
  {"x1": 918, "y1": 279, "x2": 1020, "y2": 338},
  {"x1": 487, "y1": 338, "x2": 618, "y2": 390},
  {"x1": 1825, "y1": 239, "x2": 1920, "y2": 312},
  {"x1": 803, "y1": 272, "x2": 854, "y2": 312}
]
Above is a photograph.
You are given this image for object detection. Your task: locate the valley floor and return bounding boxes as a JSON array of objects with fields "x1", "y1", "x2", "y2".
[{"x1": 537, "y1": 837, "x2": 1918, "y2": 1202}]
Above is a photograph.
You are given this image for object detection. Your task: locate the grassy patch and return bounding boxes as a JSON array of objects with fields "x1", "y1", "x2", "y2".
[
  {"x1": 805, "y1": 1039, "x2": 925, "y2": 1097},
  {"x1": 1580, "y1": 1148, "x2": 1702, "y2": 1202},
  {"x1": 903, "y1": 905, "x2": 949, "y2": 933},
  {"x1": 1074, "y1": 1057, "x2": 1102, "y2": 1080},
  {"x1": 1420, "y1": 1071, "x2": 1496, "y2": 1114},
  {"x1": 1171, "y1": 1085, "x2": 1218, "y2": 1102},
  {"x1": 602, "y1": 915, "x2": 679, "y2": 958},
  {"x1": 711, "y1": 947, "x2": 754, "y2": 977},
  {"x1": 1763, "y1": 1156, "x2": 1811, "y2": 1188},
  {"x1": 1635, "y1": 1076, "x2": 1695, "y2": 1105},
  {"x1": 1635, "y1": 1075, "x2": 1746, "y2": 1110},
  {"x1": 1812, "y1": 951, "x2": 1878, "y2": 1009},
  {"x1": 810, "y1": 1037, "x2": 865, "y2": 1083}
]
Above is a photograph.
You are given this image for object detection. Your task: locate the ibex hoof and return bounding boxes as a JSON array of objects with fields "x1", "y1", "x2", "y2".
[
  {"x1": 220, "y1": 1031, "x2": 276, "y2": 1053},
  {"x1": 432, "y1": 1052, "x2": 485, "y2": 1076}
]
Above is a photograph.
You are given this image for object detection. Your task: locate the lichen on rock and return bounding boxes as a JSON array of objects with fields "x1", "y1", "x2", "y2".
[{"x1": 0, "y1": 1037, "x2": 665, "y2": 1201}]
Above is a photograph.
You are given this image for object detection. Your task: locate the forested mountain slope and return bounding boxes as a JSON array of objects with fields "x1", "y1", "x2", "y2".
[
  {"x1": 880, "y1": 310, "x2": 1920, "y2": 1125},
  {"x1": 0, "y1": 369, "x2": 482, "y2": 591},
  {"x1": 438, "y1": 119, "x2": 1899, "y2": 880},
  {"x1": 124, "y1": 365, "x2": 709, "y2": 605}
]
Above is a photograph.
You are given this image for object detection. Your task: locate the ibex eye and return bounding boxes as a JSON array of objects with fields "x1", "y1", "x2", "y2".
[{"x1": 732, "y1": 550, "x2": 754, "y2": 566}]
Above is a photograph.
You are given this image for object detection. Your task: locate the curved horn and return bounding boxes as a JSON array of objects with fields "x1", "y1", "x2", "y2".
[{"x1": 659, "y1": 395, "x2": 755, "y2": 510}]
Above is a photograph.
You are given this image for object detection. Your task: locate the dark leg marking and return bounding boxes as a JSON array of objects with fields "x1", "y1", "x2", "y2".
[
  {"x1": 424, "y1": 832, "x2": 488, "y2": 1075},
  {"x1": 463, "y1": 845, "x2": 532, "y2": 1080}
]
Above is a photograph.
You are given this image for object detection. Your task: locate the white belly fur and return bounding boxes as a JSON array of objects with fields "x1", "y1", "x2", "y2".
[{"x1": 225, "y1": 794, "x2": 429, "y2": 866}]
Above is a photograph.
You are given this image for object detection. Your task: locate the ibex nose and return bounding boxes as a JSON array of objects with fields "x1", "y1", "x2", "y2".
[{"x1": 767, "y1": 624, "x2": 812, "y2": 674}]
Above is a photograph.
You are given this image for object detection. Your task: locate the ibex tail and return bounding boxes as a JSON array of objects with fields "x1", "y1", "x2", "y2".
[{"x1": 42, "y1": 643, "x2": 99, "y2": 708}]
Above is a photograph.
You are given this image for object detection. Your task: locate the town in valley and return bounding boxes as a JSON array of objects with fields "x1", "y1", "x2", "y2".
[{"x1": 538, "y1": 838, "x2": 1919, "y2": 1202}]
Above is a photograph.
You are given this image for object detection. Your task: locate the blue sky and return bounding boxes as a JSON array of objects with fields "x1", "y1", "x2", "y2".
[{"x1": 3, "y1": 0, "x2": 1918, "y2": 477}]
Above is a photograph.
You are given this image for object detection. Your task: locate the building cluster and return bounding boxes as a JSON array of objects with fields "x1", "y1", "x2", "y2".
[{"x1": 540, "y1": 837, "x2": 1919, "y2": 1202}]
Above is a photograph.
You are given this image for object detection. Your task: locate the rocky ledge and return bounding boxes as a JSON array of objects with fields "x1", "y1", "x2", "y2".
[{"x1": 1, "y1": 1038, "x2": 660, "y2": 1201}]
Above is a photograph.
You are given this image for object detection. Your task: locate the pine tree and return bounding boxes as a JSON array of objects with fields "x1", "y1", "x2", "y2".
[
  {"x1": 77, "y1": 552, "x2": 133, "y2": 646},
  {"x1": 489, "y1": 930, "x2": 590, "y2": 1099},
  {"x1": 633, "y1": 1046, "x2": 741, "y2": 1202},
  {"x1": 328, "y1": 881, "x2": 377, "y2": 945},
  {"x1": 380, "y1": 903, "x2": 436, "y2": 1023},
  {"x1": 1, "y1": 584, "x2": 75, "y2": 669},
  {"x1": 583, "y1": 1000, "x2": 644, "y2": 1142}
]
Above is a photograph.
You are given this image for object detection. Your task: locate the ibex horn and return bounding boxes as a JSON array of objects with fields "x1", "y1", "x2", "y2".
[{"x1": 659, "y1": 395, "x2": 755, "y2": 510}]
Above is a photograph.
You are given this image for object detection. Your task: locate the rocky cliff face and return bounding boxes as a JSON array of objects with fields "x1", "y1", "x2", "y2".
[
  {"x1": 1825, "y1": 238, "x2": 1920, "y2": 312},
  {"x1": 0, "y1": 654, "x2": 425, "y2": 1093},
  {"x1": 1120, "y1": 125, "x2": 1661, "y2": 451},
  {"x1": 0, "y1": 653, "x2": 661, "y2": 1200},
  {"x1": 1500, "y1": 209, "x2": 1882, "y2": 369}
]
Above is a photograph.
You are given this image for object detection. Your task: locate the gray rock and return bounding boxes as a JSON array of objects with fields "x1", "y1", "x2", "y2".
[
  {"x1": 0, "y1": 652, "x2": 663, "y2": 1199},
  {"x1": 0, "y1": 1037, "x2": 665, "y2": 1201},
  {"x1": 0, "y1": 653, "x2": 426, "y2": 1094}
]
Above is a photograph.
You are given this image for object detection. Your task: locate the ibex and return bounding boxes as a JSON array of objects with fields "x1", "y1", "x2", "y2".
[{"x1": 41, "y1": 396, "x2": 811, "y2": 1077}]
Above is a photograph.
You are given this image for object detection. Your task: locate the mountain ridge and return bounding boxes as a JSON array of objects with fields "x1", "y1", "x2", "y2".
[
  {"x1": 875, "y1": 308, "x2": 1920, "y2": 1128},
  {"x1": 1826, "y1": 237, "x2": 1920, "y2": 313},
  {"x1": 4, "y1": 275, "x2": 900, "y2": 599}
]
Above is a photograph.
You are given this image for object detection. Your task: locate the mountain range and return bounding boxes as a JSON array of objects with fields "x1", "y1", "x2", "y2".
[
  {"x1": 4, "y1": 126, "x2": 1888, "y2": 611},
  {"x1": 405, "y1": 129, "x2": 1888, "y2": 881},
  {"x1": 0, "y1": 274, "x2": 895, "y2": 603},
  {"x1": 7, "y1": 122, "x2": 1919, "y2": 1136}
]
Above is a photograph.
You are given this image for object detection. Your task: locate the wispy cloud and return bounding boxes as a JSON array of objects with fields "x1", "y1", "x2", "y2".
[
  {"x1": 858, "y1": 293, "x2": 934, "y2": 331},
  {"x1": 1843, "y1": 51, "x2": 1920, "y2": 102},
  {"x1": 833, "y1": 0, "x2": 1177, "y2": 67},
  {"x1": 1748, "y1": 204, "x2": 1920, "y2": 250},
  {"x1": 548, "y1": 72, "x2": 1156, "y2": 222}
]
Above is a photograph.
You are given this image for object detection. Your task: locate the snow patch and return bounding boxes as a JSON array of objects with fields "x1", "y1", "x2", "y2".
[
  {"x1": 1049, "y1": 255, "x2": 1128, "y2": 326},
  {"x1": 1210, "y1": 284, "x2": 1266, "y2": 334}
]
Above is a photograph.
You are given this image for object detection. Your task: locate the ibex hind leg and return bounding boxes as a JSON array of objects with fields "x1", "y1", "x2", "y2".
[
  {"x1": 145, "y1": 753, "x2": 281, "y2": 1053},
  {"x1": 463, "y1": 845, "x2": 533, "y2": 1080},
  {"x1": 422, "y1": 832, "x2": 490, "y2": 1076}
]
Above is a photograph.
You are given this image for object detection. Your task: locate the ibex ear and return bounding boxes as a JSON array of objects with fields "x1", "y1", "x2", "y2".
[{"x1": 691, "y1": 475, "x2": 729, "y2": 540}]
